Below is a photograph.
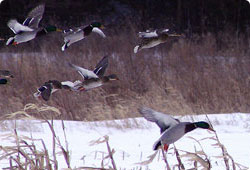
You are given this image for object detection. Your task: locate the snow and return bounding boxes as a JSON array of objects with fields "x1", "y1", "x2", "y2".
[{"x1": 0, "y1": 113, "x2": 250, "y2": 170}]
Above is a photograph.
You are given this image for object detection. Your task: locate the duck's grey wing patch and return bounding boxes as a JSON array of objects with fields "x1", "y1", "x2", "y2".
[
  {"x1": 138, "y1": 30, "x2": 158, "y2": 38},
  {"x1": 138, "y1": 107, "x2": 179, "y2": 133},
  {"x1": 69, "y1": 63, "x2": 98, "y2": 80},
  {"x1": 8, "y1": 19, "x2": 33, "y2": 34},
  {"x1": 93, "y1": 56, "x2": 109, "y2": 77}
]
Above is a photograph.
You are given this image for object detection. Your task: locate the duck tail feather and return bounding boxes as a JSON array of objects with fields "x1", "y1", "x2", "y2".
[
  {"x1": 6, "y1": 37, "x2": 14, "y2": 45},
  {"x1": 153, "y1": 140, "x2": 161, "y2": 150},
  {"x1": 134, "y1": 45, "x2": 140, "y2": 53}
]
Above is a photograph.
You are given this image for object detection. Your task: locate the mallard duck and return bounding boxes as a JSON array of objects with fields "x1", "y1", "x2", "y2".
[
  {"x1": 0, "y1": 70, "x2": 14, "y2": 78},
  {"x1": 68, "y1": 55, "x2": 119, "y2": 91},
  {"x1": 0, "y1": 70, "x2": 14, "y2": 85},
  {"x1": 134, "y1": 29, "x2": 181, "y2": 53},
  {"x1": 33, "y1": 80, "x2": 74, "y2": 101},
  {"x1": 61, "y1": 22, "x2": 106, "y2": 51},
  {"x1": 138, "y1": 107, "x2": 214, "y2": 151},
  {"x1": 6, "y1": 4, "x2": 61, "y2": 45}
]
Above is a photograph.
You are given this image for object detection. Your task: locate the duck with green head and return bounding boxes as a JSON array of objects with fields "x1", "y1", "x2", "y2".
[
  {"x1": 138, "y1": 107, "x2": 214, "y2": 151},
  {"x1": 61, "y1": 22, "x2": 106, "y2": 51},
  {"x1": 6, "y1": 4, "x2": 62, "y2": 45},
  {"x1": 153, "y1": 121, "x2": 214, "y2": 151}
]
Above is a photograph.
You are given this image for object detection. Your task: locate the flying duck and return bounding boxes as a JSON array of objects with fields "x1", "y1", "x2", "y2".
[
  {"x1": 6, "y1": 4, "x2": 61, "y2": 45},
  {"x1": 68, "y1": 55, "x2": 119, "y2": 91},
  {"x1": 134, "y1": 29, "x2": 181, "y2": 53},
  {"x1": 61, "y1": 22, "x2": 106, "y2": 51},
  {"x1": 0, "y1": 70, "x2": 14, "y2": 85},
  {"x1": 138, "y1": 107, "x2": 215, "y2": 151},
  {"x1": 33, "y1": 80, "x2": 74, "y2": 101}
]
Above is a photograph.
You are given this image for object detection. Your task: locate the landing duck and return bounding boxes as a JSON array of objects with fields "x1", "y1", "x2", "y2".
[
  {"x1": 138, "y1": 107, "x2": 215, "y2": 151},
  {"x1": 61, "y1": 22, "x2": 106, "y2": 51},
  {"x1": 6, "y1": 4, "x2": 61, "y2": 45},
  {"x1": 134, "y1": 29, "x2": 181, "y2": 53}
]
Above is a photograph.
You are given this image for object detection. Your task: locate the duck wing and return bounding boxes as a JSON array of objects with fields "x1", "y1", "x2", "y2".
[
  {"x1": 23, "y1": 4, "x2": 45, "y2": 29},
  {"x1": 7, "y1": 19, "x2": 34, "y2": 34},
  {"x1": 138, "y1": 107, "x2": 179, "y2": 133},
  {"x1": 138, "y1": 30, "x2": 158, "y2": 38},
  {"x1": 93, "y1": 56, "x2": 109, "y2": 77},
  {"x1": 92, "y1": 27, "x2": 106, "y2": 38},
  {"x1": 69, "y1": 63, "x2": 98, "y2": 80}
]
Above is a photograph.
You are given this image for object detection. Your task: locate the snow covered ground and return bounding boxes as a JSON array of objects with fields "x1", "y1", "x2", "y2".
[{"x1": 0, "y1": 113, "x2": 250, "y2": 170}]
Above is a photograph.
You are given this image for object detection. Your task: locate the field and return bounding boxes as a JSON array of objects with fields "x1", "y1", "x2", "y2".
[{"x1": 0, "y1": 104, "x2": 249, "y2": 170}]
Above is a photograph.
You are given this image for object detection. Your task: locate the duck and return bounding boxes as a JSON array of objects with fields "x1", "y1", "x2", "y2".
[
  {"x1": 0, "y1": 70, "x2": 14, "y2": 78},
  {"x1": 68, "y1": 55, "x2": 119, "y2": 91},
  {"x1": 33, "y1": 80, "x2": 75, "y2": 101},
  {"x1": 138, "y1": 107, "x2": 215, "y2": 151},
  {"x1": 0, "y1": 70, "x2": 14, "y2": 85},
  {"x1": 61, "y1": 22, "x2": 106, "y2": 51},
  {"x1": 6, "y1": 4, "x2": 62, "y2": 45},
  {"x1": 134, "y1": 29, "x2": 181, "y2": 53}
]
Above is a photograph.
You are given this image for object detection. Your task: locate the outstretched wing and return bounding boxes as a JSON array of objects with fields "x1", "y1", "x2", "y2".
[
  {"x1": 138, "y1": 107, "x2": 179, "y2": 133},
  {"x1": 93, "y1": 56, "x2": 109, "y2": 77},
  {"x1": 92, "y1": 27, "x2": 106, "y2": 38},
  {"x1": 69, "y1": 63, "x2": 98, "y2": 80},
  {"x1": 138, "y1": 30, "x2": 158, "y2": 38},
  {"x1": 23, "y1": 4, "x2": 45, "y2": 28},
  {"x1": 7, "y1": 19, "x2": 34, "y2": 34}
]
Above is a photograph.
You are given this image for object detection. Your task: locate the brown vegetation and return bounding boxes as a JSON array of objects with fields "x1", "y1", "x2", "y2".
[{"x1": 0, "y1": 26, "x2": 250, "y2": 120}]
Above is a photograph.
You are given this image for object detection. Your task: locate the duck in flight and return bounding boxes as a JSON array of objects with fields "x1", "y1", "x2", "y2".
[
  {"x1": 6, "y1": 4, "x2": 61, "y2": 45},
  {"x1": 61, "y1": 22, "x2": 106, "y2": 51},
  {"x1": 138, "y1": 107, "x2": 215, "y2": 151},
  {"x1": 34, "y1": 56, "x2": 118, "y2": 101},
  {"x1": 134, "y1": 29, "x2": 182, "y2": 53},
  {"x1": 0, "y1": 70, "x2": 14, "y2": 85}
]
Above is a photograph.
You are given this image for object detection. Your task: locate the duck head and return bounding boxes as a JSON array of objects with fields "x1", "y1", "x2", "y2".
[
  {"x1": 44, "y1": 25, "x2": 62, "y2": 33},
  {"x1": 194, "y1": 121, "x2": 215, "y2": 132},
  {"x1": 90, "y1": 22, "x2": 105, "y2": 29}
]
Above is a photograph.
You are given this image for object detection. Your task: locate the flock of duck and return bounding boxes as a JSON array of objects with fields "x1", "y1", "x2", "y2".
[{"x1": 0, "y1": 4, "x2": 215, "y2": 152}]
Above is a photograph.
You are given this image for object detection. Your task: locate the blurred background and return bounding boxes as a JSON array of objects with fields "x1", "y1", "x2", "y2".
[{"x1": 1, "y1": 0, "x2": 250, "y2": 120}]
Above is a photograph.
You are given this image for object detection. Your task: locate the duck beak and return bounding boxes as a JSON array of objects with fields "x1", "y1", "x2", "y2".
[
  {"x1": 56, "y1": 28, "x2": 63, "y2": 32},
  {"x1": 100, "y1": 25, "x2": 105, "y2": 29},
  {"x1": 169, "y1": 33, "x2": 182, "y2": 37},
  {"x1": 208, "y1": 127, "x2": 215, "y2": 132},
  {"x1": 111, "y1": 77, "x2": 119, "y2": 81}
]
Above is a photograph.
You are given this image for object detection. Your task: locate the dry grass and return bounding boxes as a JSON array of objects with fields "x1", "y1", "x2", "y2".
[{"x1": 1, "y1": 26, "x2": 250, "y2": 120}]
